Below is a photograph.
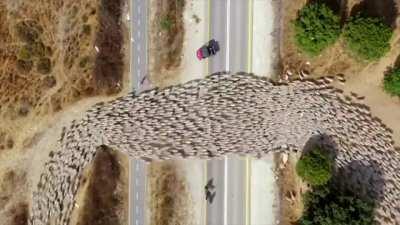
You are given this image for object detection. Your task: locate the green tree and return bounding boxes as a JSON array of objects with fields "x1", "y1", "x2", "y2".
[
  {"x1": 294, "y1": 3, "x2": 341, "y2": 55},
  {"x1": 296, "y1": 147, "x2": 332, "y2": 186},
  {"x1": 384, "y1": 68, "x2": 400, "y2": 96},
  {"x1": 344, "y1": 15, "x2": 392, "y2": 60},
  {"x1": 299, "y1": 185, "x2": 376, "y2": 225}
]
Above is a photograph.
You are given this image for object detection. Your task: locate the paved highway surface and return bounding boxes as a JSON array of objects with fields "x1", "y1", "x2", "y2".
[
  {"x1": 129, "y1": 0, "x2": 150, "y2": 225},
  {"x1": 209, "y1": 0, "x2": 228, "y2": 73},
  {"x1": 206, "y1": 158, "x2": 226, "y2": 225},
  {"x1": 207, "y1": 0, "x2": 253, "y2": 224},
  {"x1": 229, "y1": 0, "x2": 251, "y2": 73},
  {"x1": 129, "y1": 0, "x2": 253, "y2": 224}
]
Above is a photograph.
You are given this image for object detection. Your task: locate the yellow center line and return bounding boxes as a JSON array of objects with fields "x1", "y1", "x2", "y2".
[{"x1": 247, "y1": 0, "x2": 254, "y2": 73}]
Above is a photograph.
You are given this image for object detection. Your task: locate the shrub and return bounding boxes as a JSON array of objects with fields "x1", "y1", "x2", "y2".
[
  {"x1": 160, "y1": 16, "x2": 174, "y2": 31},
  {"x1": 296, "y1": 147, "x2": 332, "y2": 186},
  {"x1": 299, "y1": 184, "x2": 376, "y2": 225},
  {"x1": 18, "y1": 46, "x2": 33, "y2": 60},
  {"x1": 32, "y1": 41, "x2": 45, "y2": 57},
  {"x1": 36, "y1": 57, "x2": 52, "y2": 74},
  {"x1": 18, "y1": 41, "x2": 45, "y2": 61},
  {"x1": 79, "y1": 56, "x2": 91, "y2": 68},
  {"x1": 82, "y1": 24, "x2": 91, "y2": 35},
  {"x1": 294, "y1": 3, "x2": 341, "y2": 55},
  {"x1": 384, "y1": 68, "x2": 400, "y2": 96},
  {"x1": 344, "y1": 15, "x2": 392, "y2": 60},
  {"x1": 16, "y1": 59, "x2": 33, "y2": 73},
  {"x1": 15, "y1": 20, "x2": 41, "y2": 43}
]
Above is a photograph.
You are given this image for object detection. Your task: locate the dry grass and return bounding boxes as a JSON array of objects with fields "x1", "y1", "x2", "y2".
[
  {"x1": 0, "y1": 0, "x2": 127, "y2": 223},
  {"x1": 0, "y1": 0, "x2": 124, "y2": 154},
  {"x1": 149, "y1": 0, "x2": 186, "y2": 87},
  {"x1": 7, "y1": 202, "x2": 28, "y2": 225},
  {"x1": 0, "y1": 169, "x2": 28, "y2": 225},
  {"x1": 275, "y1": 153, "x2": 307, "y2": 225},
  {"x1": 148, "y1": 161, "x2": 195, "y2": 225},
  {"x1": 70, "y1": 147, "x2": 128, "y2": 225}
]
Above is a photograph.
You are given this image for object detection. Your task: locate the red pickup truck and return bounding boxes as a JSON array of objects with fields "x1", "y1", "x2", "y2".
[{"x1": 196, "y1": 39, "x2": 220, "y2": 60}]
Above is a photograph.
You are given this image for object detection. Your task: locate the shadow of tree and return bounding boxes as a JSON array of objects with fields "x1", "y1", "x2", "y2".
[
  {"x1": 302, "y1": 133, "x2": 339, "y2": 160},
  {"x1": 302, "y1": 133, "x2": 384, "y2": 203},
  {"x1": 307, "y1": 0, "x2": 349, "y2": 25},
  {"x1": 333, "y1": 159, "x2": 385, "y2": 203},
  {"x1": 350, "y1": 0, "x2": 398, "y2": 28}
]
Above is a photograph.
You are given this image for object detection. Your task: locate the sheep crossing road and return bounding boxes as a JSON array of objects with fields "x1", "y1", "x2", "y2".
[{"x1": 29, "y1": 74, "x2": 400, "y2": 225}]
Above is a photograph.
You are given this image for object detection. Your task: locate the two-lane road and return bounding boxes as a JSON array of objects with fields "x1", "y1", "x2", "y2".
[
  {"x1": 209, "y1": 0, "x2": 228, "y2": 73},
  {"x1": 207, "y1": 0, "x2": 253, "y2": 225},
  {"x1": 129, "y1": 0, "x2": 149, "y2": 225},
  {"x1": 209, "y1": 0, "x2": 252, "y2": 74},
  {"x1": 130, "y1": 0, "x2": 254, "y2": 224}
]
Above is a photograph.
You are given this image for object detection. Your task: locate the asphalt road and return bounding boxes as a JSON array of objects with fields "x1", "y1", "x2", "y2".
[
  {"x1": 129, "y1": 0, "x2": 149, "y2": 225},
  {"x1": 206, "y1": 158, "x2": 227, "y2": 225},
  {"x1": 129, "y1": 0, "x2": 252, "y2": 224},
  {"x1": 129, "y1": 160, "x2": 147, "y2": 225},
  {"x1": 229, "y1": 0, "x2": 250, "y2": 73},
  {"x1": 207, "y1": 0, "x2": 252, "y2": 224},
  {"x1": 226, "y1": 156, "x2": 250, "y2": 225},
  {"x1": 131, "y1": 0, "x2": 150, "y2": 91},
  {"x1": 209, "y1": 0, "x2": 227, "y2": 74}
]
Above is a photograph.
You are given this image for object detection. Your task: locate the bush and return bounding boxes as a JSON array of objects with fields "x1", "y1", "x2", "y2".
[
  {"x1": 18, "y1": 46, "x2": 33, "y2": 60},
  {"x1": 36, "y1": 57, "x2": 52, "y2": 74},
  {"x1": 294, "y1": 3, "x2": 341, "y2": 55},
  {"x1": 15, "y1": 20, "x2": 41, "y2": 43},
  {"x1": 79, "y1": 56, "x2": 91, "y2": 68},
  {"x1": 82, "y1": 24, "x2": 92, "y2": 35},
  {"x1": 344, "y1": 16, "x2": 392, "y2": 60},
  {"x1": 296, "y1": 147, "x2": 332, "y2": 186},
  {"x1": 384, "y1": 68, "x2": 400, "y2": 96},
  {"x1": 32, "y1": 41, "x2": 45, "y2": 57},
  {"x1": 18, "y1": 41, "x2": 45, "y2": 61},
  {"x1": 16, "y1": 59, "x2": 33, "y2": 73},
  {"x1": 299, "y1": 184, "x2": 376, "y2": 225},
  {"x1": 160, "y1": 16, "x2": 174, "y2": 31}
]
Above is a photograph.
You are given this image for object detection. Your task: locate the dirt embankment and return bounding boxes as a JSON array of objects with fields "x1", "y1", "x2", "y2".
[
  {"x1": 148, "y1": 161, "x2": 195, "y2": 225},
  {"x1": 0, "y1": 0, "x2": 125, "y2": 155},
  {"x1": 149, "y1": 0, "x2": 186, "y2": 87},
  {"x1": 94, "y1": 0, "x2": 124, "y2": 95},
  {"x1": 69, "y1": 147, "x2": 129, "y2": 225},
  {"x1": 275, "y1": 153, "x2": 307, "y2": 225},
  {"x1": 0, "y1": 169, "x2": 28, "y2": 225},
  {"x1": 280, "y1": 0, "x2": 400, "y2": 145},
  {"x1": 0, "y1": 0, "x2": 128, "y2": 224}
]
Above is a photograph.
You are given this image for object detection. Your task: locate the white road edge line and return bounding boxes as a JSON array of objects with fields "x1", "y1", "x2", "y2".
[
  {"x1": 224, "y1": 156, "x2": 228, "y2": 225},
  {"x1": 226, "y1": 0, "x2": 231, "y2": 71}
]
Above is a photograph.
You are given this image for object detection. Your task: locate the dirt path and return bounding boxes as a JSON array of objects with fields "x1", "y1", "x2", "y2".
[{"x1": 333, "y1": 31, "x2": 400, "y2": 146}]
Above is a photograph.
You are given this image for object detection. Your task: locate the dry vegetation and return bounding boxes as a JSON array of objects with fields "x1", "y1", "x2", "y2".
[
  {"x1": 0, "y1": 0, "x2": 124, "y2": 154},
  {"x1": 69, "y1": 147, "x2": 129, "y2": 225},
  {"x1": 149, "y1": 0, "x2": 186, "y2": 87},
  {"x1": 0, "y1": 0, "x2": 127, "y2": 223},
  {"x1": 280, "y1": 0, "x2": 400, "y2": 144},
  {"x1": 0, "y1": 169, "x2": 29, "y2": 225},
  {"x1": 148, "y1": 161, "x2": 195, "y2": 225},
  {"x1": 275, "y1": 153, "x2": 307, "y2": 225}
]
